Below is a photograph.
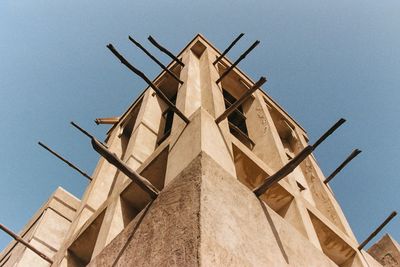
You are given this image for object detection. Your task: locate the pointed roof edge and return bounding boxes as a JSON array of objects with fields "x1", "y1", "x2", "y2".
[{"x1": 105, "y1": 33, "x2": 307, "y2": 136}]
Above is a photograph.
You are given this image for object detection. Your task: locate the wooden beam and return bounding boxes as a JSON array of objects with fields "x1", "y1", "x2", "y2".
[
  {"x1": 0, "y1": 224, "x2": 53, "y2": 264},
  {"x1": 253, "y1": 118, "x2": 346, "y2": 196},
  {"x1": 311, "y1": 118, "x2": 346, "y2": 149},
  {"x1": 71, "y1": 122, "x2": 159, "y2": 199},
  {"x1": 253, "y1": 145, "x2": 314, "y2": 196},
  {"x1": 215, "y1": 40, "x2": 260, "y2": 84},
  {"x1": 324, "y1": 149, "x2": 362, "y2": 184},
  {"x1": 215, "y1": 77, "x2": 266, "y2": 123},
  {"x1": 107, "y1": 44, "x2": 190, "y2": 124},
  {"x1": 38, "y1": 141, "x2": 92, "y2": 181},
  {"x1": 128, "y1": 36, "x2": 183, "y2": 84},
  {"x1": 148, "y1": 35, "x2": 184, "y2": 67},
  {"x1": 358, "y1": 211, "x2": 397, "y2": 250},
  {"x1": 213, "y1": 33, "x2": 245, "y2": 65}
]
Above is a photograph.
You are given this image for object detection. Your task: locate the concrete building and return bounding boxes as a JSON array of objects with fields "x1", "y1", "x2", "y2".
[{"x1": 0, "y1": 34, "x2": 394, "y2": 266}]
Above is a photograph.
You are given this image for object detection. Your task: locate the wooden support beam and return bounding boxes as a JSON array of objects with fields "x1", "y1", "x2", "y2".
[
  {"x1": 213, "y1": 33, "x2": 245, "y2": 65},
  {"x1": 228, "y1": 122, "x2": 255, "y2": 149},
  {"x1": 311, "y1": 118, "x2": 346, "y2": 149},
  {"x1": 147, "y1": 35, "x2": 184, "y2": 67},
  {"x1": 253, "y1": 118, "x2": 346, "y2": 196},
  {"x1": 70, "y1": 121, "x2": 109, "y2": 148},
  {"x1": 215, "y1": 77, "x2": 266, "y2": 123},
  {"x1": 0, "y1": 223, "x2": 53, "y2": 264},
  {"x1": 128, "y1": 36, "x2": 183, "y2": 84},
  {"x1": 358, "y1": 211, "x2": 397, "y2": 250},
  {"x1": 70, "y1": 122, "x2": 160, "y2": 199},
  {"x1": 95, "y1": 117, "x2": 120, "y2": 125},
  {"x1": 324, "y1": 149, "x2": 362, "y2": 184},
  {"x1": 38, "y1": 141, "x2": 92, "y2": 181},
  {"x1": 107, "y1": 44, "x2": 190, "y2": 124},
  {"x1": 253, "y1": 146, "x2": 314, "y2": 196},
  {"x1": 215, "y1": 40, "x2": 260, "y2": 84}
]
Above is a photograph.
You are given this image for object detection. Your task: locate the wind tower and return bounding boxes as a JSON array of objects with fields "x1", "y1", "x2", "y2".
[{"x1": 1, "y1": 34, "x2": 395, "y2": 267}]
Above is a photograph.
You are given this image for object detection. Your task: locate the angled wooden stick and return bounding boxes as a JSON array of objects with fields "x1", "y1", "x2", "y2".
[
  {"x1": 216, "y1": 40, "x2": 260, "y2": 84},
  {"x1": 0, "y1": 223, "x2": 53, "y2": 264},
  {"x1": 148, "y1": 35, "x2": 184, "y2": 67},
  {"x1": 107, "y1": 44, "x2": 189, "y2": 124},
  {"x1": 213, "y1": 33, "x2": 245, "y2": 65},
  {"x1": 253, "y1": 118, "x2": 346, "y2": 196},
  {"x1": 38, "y1": 141, "x2": 92, "y2": 181},
  {"x1": 70, "y1": 122, "x2": 159, "y2": 199},
  {"x1": 324, "y1": 149, "x2": 362, "y2": 184},
  {"x1": 128, "y1": 36, "x2": 183, "y2": 84},
  {"x1": 215, "y1": 77, "x2": 267, "y2": 123},
  {"x1": 358, "y1": 211, "x2": 397, "y2": 250}
]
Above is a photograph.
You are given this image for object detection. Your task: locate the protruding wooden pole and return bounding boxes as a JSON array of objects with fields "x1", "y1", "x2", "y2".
[
  {"x1": 95, "y1": 117, "x2": 119, "y2": 125},
  {"x1": 213, "y1": 33, "x2": 245, "y2": 65},
  {"x1": 38, "y1": 141, "x2": 92, "y2": 181},
  {"x1": 148, "y1": 35, "x2": 184, "y2": 67},
  {"x1": 0, "y1": 223, "x2": 53, "y2": 264},
  {"x1": 324, "y1": 149, "x2": 362, "y2": 184},
  {"x1": 253, "y1": 146, "x2": 313, "y2": 196},
  {"x1": 215, "y1": 77, "x2": 267, "y2": 123},
  {"x1": 358, "y1": 211, "x2": 397, "y2": 250},
  {"x1": 216, "y1": 40, "x2": 260, "y2": 84},
  {"x1": 253, "y1": 118, "x2": 346, "y2": 196},
  {"x1": 70, "y1": 121, "x2": 108, "y2": 148},
  {"x1": 128, "y1": 36, "x2": 183, "y2": 84},
  {"x1": 311, "y1": 118, "x2": 346, "y2": 149},
  {"x1": 106, "y1": 44, "x2": 190, "y2": 124},
  {"x1": 70, "y1": 122, "x2": 160, "y2": 199}
]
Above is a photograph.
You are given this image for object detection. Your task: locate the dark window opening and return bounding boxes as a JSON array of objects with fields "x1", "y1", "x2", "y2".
[
  {"x1": 223, "y1": 89, "x2": 254, "y2": 149},
  {"x1": 157, "y1": 95, "x2": 176, "y2": 145}
]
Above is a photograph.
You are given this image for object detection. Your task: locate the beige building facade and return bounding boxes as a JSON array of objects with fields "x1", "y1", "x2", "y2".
[{"x1": 0, "y1": 34, "x2": 395, "y2": 266}]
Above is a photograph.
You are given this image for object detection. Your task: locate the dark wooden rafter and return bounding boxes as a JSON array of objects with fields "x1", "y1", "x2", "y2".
[
  {"x1": 228, "y1": 122, "x2": 255, "y2": 149},
  {"x1": 215, "y1": 77, "x2": 267, "y2": 124},
  {"x1": 0, "y1": 224, "x2": 53, "y2": 264},
  {"x1": 38, "y1": 141, "x2": 92, "y2": 181},
  {"x1": 213, "y1": 33, "x2": 245, "y2": 65},
  {"x1": 148, "y1": 36, "x2": 184, "y2": 67},
  {"x1": 358, "y1": 211, "x2": 397, "y2": 250},
  {"x1": 216, "y1": 40, "x2": 260, "y2": 84},
  {"x1": 324, "y1": 149, "x2": 362, "y2": 184},
  {"x1": 253, "y1": 118, "x2": 346, "y2": 196},
  {"x1": 70, "y1": 122, "x2": 159, "y2": 199},
  {"x1": 70, "y1": 122, "x2": 109, "y2": 148},
  {"x1": 128, "y1": 36, "x2": 183, "y2": 84},
  {"x1": 106, "y1": 44, "x2": 190, "y2": 124}
]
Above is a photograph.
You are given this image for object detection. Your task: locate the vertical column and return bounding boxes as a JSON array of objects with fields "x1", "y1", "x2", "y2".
[
  {"x1": 244, "y1": 92, "x2": 288, "y2": 170},
  {"x1": 165, "y1": 39, "x2": 236, "y2": 185}
]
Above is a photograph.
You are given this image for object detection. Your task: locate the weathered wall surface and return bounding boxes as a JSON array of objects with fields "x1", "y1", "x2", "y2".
[
  {"x1": 0, "y1": 187, "x2": 80, "y2": 267},
  {"x1": 88, "y1": 154, "x2": 202, "y2": 267},
  {"x1": 368, "y1": 234, "x2": 400, "y2": 266},
  {"x1": 90, "y1": 153, "x2": 343, "y2": 267}
]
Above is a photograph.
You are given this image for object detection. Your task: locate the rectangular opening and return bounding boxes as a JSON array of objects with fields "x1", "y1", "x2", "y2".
[
  {"x1": 223, "y1": 89, "x2": 254, "y2": 149},
  {"x1": 156, "y1": 68, "x2": 182, "y2": 146},
  {"x1": 309, "y1": 212, "x2": 356, "y2": 266},
  {"x1": 119, "y1": 99, "x2": 143, "y2": 158},
  {"x1": 67, "y1": 210, "x2": 106, "y2": 266},
  {"x1": 232, "y1": 144, "x2": 307, "y2": 236},
  {"x1": 121, "y1": 147, "x2": 168, "y2": 221}
]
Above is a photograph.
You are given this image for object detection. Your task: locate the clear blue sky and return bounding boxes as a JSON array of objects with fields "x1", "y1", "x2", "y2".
[{"x1": 1, "y1": 0, "x2": 399, "y2": 251}]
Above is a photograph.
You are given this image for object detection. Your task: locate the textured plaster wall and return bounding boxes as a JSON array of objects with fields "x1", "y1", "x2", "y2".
[{"x1": 89, "y1": 153, "x2": 344, "y2": 267}]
